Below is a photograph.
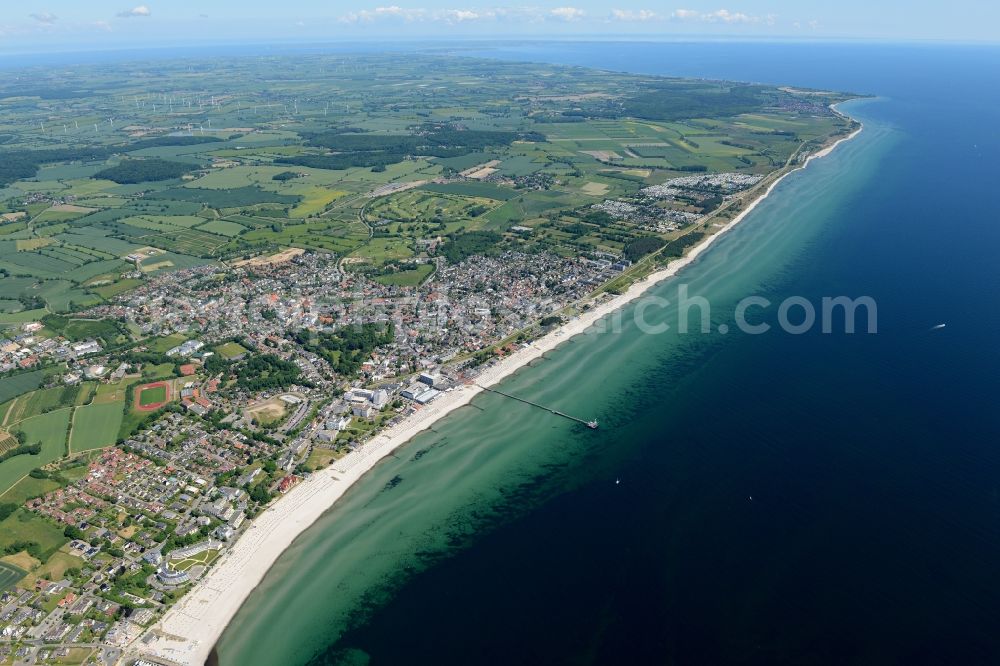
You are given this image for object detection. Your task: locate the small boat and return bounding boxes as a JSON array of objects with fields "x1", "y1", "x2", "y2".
[
  {"x1": 930, "y1": 323, "x2": 946, "y2": 330},
  {"x1": 587, "y1": 420, "x2": 599, "y2": 429}
]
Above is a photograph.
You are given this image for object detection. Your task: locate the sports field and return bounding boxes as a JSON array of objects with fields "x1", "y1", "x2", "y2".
[
  {"x1": 0, "y1": 561, "x2": 26, "y2": 591},
  {"x1": 215, "y1": 341, "x2": 249, "y2": 359},
  {"x1": 136, "y1": 382, "x2": 170, "y2": 411}
]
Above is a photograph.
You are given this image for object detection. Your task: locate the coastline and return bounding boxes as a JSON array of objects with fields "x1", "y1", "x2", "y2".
[{"x1": 139, "y1": 112, "x2": 864, "y2": 666}]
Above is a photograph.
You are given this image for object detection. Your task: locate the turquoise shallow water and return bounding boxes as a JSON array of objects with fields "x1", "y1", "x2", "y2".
[{"x1": 218, "y1": 43, "x2": 1000, "y2": 665}]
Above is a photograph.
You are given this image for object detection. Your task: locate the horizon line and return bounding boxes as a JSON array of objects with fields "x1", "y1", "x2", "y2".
[{"x1": 1, "y1": 34, "x2": 998, "y2": 59}]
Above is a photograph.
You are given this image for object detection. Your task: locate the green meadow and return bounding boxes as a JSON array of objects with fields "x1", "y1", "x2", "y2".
[
  {"x1": 0, "y1": 508, "x2": 68, "y2": 562},
  {"x1": 69, "y1": 402, "x2": 125, "y2": 454},
  {"x1": 0, "y1": 409, "x2": 71, "y2": 497}
]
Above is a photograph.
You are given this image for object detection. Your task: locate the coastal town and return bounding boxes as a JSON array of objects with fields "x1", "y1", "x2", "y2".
[
  {"x1": 0, "y1": 50, "x2": 859, "y2": 666},
  {"x1": 0, "y1": 161, "x2": 853, "y2": 665},
  {"x1": 0, "y1": 241, "x2": 637, "y2": 665}
]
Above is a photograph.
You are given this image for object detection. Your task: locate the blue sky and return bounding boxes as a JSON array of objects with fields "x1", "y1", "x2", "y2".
[{"x1": 1, "y1": 1, "x2": 997, "y2": 50}]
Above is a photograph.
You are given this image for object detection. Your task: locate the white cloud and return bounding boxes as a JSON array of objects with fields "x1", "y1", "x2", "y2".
[
  {"x1": 702, "y1": 8, "x2": 753, "y2": 23},
  {"x1": 372, "y1": 5, "x2": 414, "y2": 17},
  {"x1": 93, "y1": 20, "x2": 113, "y2": 32},
  {"x1": 610, "y1": 9, "x2": 659, "y2": 22},
  {"x1": 550, "y1": 6, "x2": 585, "y2": 21},
  {"x1": 340, "y1": 6, "x2": 427, "y2": 23},
  {"x1": 338, "y1": 5, "x2": 594, "y2": 26},
  {"x1": 29, "y1": 12, "x2": 58, "y2": 25},
  {"x1": 117, "y1": 5, "x2": 151, "y2": 18},
  {"x1": 493, "y1": 7, "x2": 548, "y2": 23},
  {"x1": 443, "y1": 9, "x2": 493, "y2": 22},
  {"x1": 671, "y1": 7, "x2": 768, "y2": 24}
]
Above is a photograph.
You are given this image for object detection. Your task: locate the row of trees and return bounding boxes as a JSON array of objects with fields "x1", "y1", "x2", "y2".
[{"x1": 0, "y1": 440, "x2": 41, "y2": 465}]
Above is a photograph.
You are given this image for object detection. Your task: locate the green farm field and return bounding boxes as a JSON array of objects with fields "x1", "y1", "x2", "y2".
[
  {"x1": 3, "y1": 384, "x2": 80, "y2": 424},
  {"x1": 0, "y1": 474, "x2": 61, "y2": 504},
  {"x1": 0, "y1": 409, "x2": 72, "y2": 497},
  {"x1": 0, "y1": 370, "x2": 46, "y2": 404},
  {"x1": 70, "y1": 402, "x2": 125, "y2": 454},
  {"x1": 373, "y1": 264, "x2": 435, "y2": 286}
]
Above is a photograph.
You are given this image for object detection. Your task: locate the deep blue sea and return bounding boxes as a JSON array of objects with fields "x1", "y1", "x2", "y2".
[{"x1": 216, "y1": 41, "x2": 1000, "y2": 666}]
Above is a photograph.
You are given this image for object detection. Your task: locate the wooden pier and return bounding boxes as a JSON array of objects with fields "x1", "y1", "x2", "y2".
[{"x1": 477, "y1": 385, "x2": 598, "y2": 429}]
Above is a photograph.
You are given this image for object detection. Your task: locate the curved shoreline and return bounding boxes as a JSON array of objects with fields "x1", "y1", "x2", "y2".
[{"x1": 138, "y1": 110, "x2": 864, "y2": 666}]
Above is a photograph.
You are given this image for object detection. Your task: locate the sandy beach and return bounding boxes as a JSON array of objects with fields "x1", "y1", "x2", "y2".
[{"x1": 138, "y1": 114, "x2": 863, "y2": 666}]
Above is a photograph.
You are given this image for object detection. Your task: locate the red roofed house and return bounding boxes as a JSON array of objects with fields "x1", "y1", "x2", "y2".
[{"x1": 278, "y1": 475, "x2": 300, "y2": 493}]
